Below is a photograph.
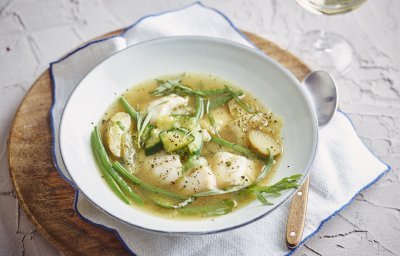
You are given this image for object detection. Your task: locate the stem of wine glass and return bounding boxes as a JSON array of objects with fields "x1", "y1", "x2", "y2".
[
  {"x1": 313, "y1": 30, "x2": 331, "y2": 52},
  {"x1": 288, "y1": 29, "x2": 354, "y2": 76}
]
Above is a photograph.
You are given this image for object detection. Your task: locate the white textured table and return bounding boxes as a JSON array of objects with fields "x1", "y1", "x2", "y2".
[{"x1": 1, "y1": 1, "x2": 399, "y2": 255}]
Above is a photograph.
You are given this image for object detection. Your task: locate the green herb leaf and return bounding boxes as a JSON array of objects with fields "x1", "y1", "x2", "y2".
[
  {"x1": 224, "y1": 85, "x2": 255, "y2": 113},
  {"x1": 137, "y1": 111, "x2": 153, "y2": 147},
  {"x1": 253, "y1": 151, "x2": 274, "y2": 183},
  {"x1": 119, "y1": 96, "x2": 138, "y2": 121},
  {"x1": 253, "y1": 191, "x2": 272, "y2": 205},
  {"x1": 250, "y1": 174, "x2": 302, "y2": 195},
  {"x1": 208, "y1": 93, "x2": 234, "y2": 110},
  {"x1": 247, "y1": 174, "x2": 302, "y2": 205},
  {"x1": 150, "y1": 74, "x2": 205, "y2": 97},
  {"x1": 152, "y1": 197, "x2": 195, "y2": 209},
  {"x1": 177, "y1": 199, "x2": 237, "y2": 216}
]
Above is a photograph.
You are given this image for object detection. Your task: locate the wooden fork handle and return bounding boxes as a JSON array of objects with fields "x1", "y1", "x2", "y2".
[{"x1": 286, "y1": 176, "x2": 310, "y2": 249}]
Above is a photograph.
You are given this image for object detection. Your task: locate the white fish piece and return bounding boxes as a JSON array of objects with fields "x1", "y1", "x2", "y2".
[
  {"x1": 147, "y1": 94, "x2": 188, "y2": 124},
  {"x1": 106, "y1": 112, "x2": 132, "y2": 157},
  {"x1": 199, "y1": 107, "x2": 232, "y2": 135},
  {"x1": 223, "y1": 112, "x2": 272, "y2": 145},
  {"x1": 209, "y1": 152, "x2": 255, "y2": 188},
  {"x1": 177, "y1": 158, "x2": 217, "y2": 195},
  {"x1": 212, "y1": 107, "x2": 232, "y2": 132},
  {"x1": 228, "y1": 99, "x2": 246, "y2": 118},
  {"x1": 144, "y1": 152, "x2": 182, "y2": 185}
]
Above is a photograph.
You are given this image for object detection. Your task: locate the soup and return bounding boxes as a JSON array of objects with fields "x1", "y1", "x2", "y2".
[{"x1": 91, "y1": 73, "x2": 300, "y2": 219}]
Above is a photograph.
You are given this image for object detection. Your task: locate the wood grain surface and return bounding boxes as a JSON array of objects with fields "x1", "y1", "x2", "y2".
[{"x1": 7, "y1": 30, "x2": 310, "y2": 256}]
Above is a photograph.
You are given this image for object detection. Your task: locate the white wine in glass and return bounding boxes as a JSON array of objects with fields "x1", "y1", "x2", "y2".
[
  {"x1": 296, "y1": 0, "x2": 366, "y2": 15},
  {"x1": 290, "y1": 0, "x2": 367, "y2": 75}
]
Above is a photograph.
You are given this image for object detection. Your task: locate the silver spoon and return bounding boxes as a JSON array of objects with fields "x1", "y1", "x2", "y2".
[{"x1": 286, "y1": 70, "x2": 338, "y2": 249}]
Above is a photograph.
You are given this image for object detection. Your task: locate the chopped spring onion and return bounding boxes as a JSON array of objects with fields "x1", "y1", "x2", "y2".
[
  {"x1": 193, "y1": 95, "x2": 204, "y2": 123},
  {"x1": 137, "y1": 110, "x2": 154, "y2": 148},
  {"x1": 122, "y1": 132, "x2": 135, "y2": 172},
  {"x1": 206, "y1": 100, "x2": 220, "y2": 137},
  {"x1": 151, "y1": 75, "x2": 205, "y2": 97}
]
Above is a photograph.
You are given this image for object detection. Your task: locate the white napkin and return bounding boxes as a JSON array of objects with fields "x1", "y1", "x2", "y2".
[{"x1": 50, "y1": 3, "x2": 390, "y2": 255}]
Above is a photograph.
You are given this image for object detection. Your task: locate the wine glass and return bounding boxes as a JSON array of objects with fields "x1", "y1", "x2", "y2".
[{"x1": 289, "y1": 0, "x2": 367, "y2": 75}]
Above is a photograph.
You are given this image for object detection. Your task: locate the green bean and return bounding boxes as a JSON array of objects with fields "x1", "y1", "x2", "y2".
[
  {"x1": 210, "y1": 136, "x2": 259, "y2": 159},
  {"x1": 91, "y1": 127, "x2": 129, "y2": 204},
  {"x1": 119, "y1": 96, "x2": 138, "y2": 121},
  {"x1": 93, "y1": 127, "x2": 143, "y2": 204},
  {"x1": 112, "y1": 161, "x2": 187, "y2": 200},
  {"x1": 193, "y1": 185, "x2": 247, "y2": 197},
  {"x1": 107, "y1": 167, "x2": 143, "y2": 205}
]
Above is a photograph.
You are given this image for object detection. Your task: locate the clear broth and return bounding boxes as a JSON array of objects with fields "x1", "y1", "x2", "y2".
[{"x1": 99, "y1": 73, "x2": 283, "y2": 219}]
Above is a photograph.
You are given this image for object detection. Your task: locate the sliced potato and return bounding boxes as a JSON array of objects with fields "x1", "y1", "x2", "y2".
[
  {"x1": 248, "y1": 130, "x2": 282, "y2": 156},
  {"x1": 107, "y1": 112, "x2": 131, "y2": 157}
]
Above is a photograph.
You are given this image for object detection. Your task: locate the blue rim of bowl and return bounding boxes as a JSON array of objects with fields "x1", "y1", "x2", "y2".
[{"x1": 59, "y1": 35, "x2": 319, "y2": 235}]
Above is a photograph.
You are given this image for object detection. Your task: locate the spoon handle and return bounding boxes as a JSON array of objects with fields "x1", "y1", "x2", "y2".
[{"x1": 286, "y1": 176, "x2": 310, "y2": 249}]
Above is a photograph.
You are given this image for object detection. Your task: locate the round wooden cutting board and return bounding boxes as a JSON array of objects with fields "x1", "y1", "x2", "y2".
[{"x1": 7, "y1": 30, "x2": 310, "y2": 256}]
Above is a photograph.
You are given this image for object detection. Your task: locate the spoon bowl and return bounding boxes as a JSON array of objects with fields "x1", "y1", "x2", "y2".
[{"x1": 303, "y1": 70, "x2": 338, "y2": 126}]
